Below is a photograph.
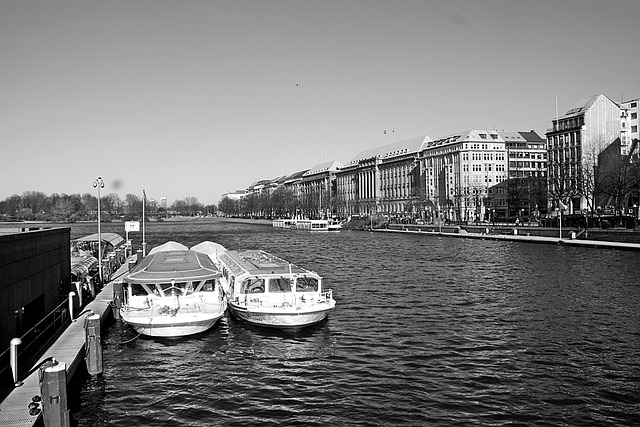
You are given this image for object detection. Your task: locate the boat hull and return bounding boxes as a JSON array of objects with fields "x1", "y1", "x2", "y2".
[
  {"x1": 228, "y1": 302, "x2": 334, "y2": 330},
  {"x1": 121, "y1": 312, "x2": 224, "y2": 338}
]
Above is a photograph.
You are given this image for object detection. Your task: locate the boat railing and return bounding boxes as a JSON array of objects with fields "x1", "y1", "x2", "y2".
[{"x1": 318, "y1": 289, "x2": 333, "y2": 303}]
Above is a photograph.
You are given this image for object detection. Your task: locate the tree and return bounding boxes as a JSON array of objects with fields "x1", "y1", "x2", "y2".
[
  {"x1": 125, "y1": 194, "x2": 142, "y2": 219},
  {"x1": 597, "y1": 141, "x2": 635, "y2": 217}
]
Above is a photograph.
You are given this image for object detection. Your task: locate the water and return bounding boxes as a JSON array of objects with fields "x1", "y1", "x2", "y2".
[{"x1": 65, "y1": 220, "x2": 639, "y2": 426}]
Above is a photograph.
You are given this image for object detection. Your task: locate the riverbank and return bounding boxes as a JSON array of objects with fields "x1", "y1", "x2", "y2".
[{"x1": 375, "y1": 227, "x2": 640, "y2": 251}]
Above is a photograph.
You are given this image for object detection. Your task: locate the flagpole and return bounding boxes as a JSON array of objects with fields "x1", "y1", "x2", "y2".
[{"x1": 142, "y1": 189, "x2": 147, "y2": 257}]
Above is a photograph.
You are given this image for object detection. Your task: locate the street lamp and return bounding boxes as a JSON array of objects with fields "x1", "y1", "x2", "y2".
[{"x1": 93, "y1": 176, "x2": 104, "y2": 285}]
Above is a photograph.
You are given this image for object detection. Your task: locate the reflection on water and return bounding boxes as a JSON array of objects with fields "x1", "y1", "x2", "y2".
[{"x1": 62, "y1": 220, "x2": 640, "y2": 426}]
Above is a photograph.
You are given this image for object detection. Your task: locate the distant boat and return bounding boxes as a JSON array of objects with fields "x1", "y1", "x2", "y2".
[
  {"x1": 218, "y1": 249, "x2": 336, "y2": 330},
  {"x1": 273, "y1": 218, "x2": 342, "y2": 232},
  {"x1": 327, "y1": 219, "x2": 343, "y2": 232},
  {"x1": 119, "y1": 241, "x2": 227, "y2": 338},
  {"x1": 273, "y1": 218, "x2": 297, "y2": 229}
]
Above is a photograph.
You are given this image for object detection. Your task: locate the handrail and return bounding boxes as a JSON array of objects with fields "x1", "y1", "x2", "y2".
[{"x1": 0, "y1": 296, "x2": 73, "y2": 386}]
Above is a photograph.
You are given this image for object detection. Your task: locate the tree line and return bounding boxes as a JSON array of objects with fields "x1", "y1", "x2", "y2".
[{"x1": 0, "y1": 191, "x2": 216, "y2": 222}]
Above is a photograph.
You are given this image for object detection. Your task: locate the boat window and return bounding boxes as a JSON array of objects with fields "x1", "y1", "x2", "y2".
[
  {"x1": 241, "y1": 278, "x2": 265, "y2": 294},
  {"x1": 269, "y1": 277, "x2": 291, "y2": 293},
  {"x1": 159, "y1": 282, "x2": 187, "y2": 295},
  {"x1": 296, "y1": 276, "x2": 318, "y2": 292},
  {"x1": 200, "y1": 279, "x2": 216, "y2": 292},
  {"x1": 129, "y1": 283, "x2": 146, "y2": 296},
  {"x1": 184, "y1": 282, "x2": 195, "y2": 295}
]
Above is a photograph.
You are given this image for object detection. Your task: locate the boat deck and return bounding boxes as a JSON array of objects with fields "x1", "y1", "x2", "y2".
[
  {"x1": 0, "y1": 262, "x2": 130, "y2": 427},
  {"x1": 220, "y1": 250, "x2": 311, "y2": 277}
]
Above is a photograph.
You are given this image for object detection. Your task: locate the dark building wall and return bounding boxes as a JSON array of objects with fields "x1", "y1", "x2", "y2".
[{"x1": 0, "y1": 227, "x2": 70, "y2": 351}]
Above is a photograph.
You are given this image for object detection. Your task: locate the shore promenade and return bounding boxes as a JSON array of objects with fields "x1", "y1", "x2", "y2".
[
  {"x1": 0, "y1": 264, "x2": 129, "y2": 427},
  {"x1": 376, "y1": 227, "x2": 640, "y2": 251},
  {"x1": 215, "y1": 217, "x2": 640, "y2": 250}
]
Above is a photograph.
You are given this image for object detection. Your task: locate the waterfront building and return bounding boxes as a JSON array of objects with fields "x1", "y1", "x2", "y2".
[
  {"x1": 498, "y1": 130, "x2": 548, "y2": 218},
  {"x1": 419, "y1": 130, "x2": 509, "y2": 223},
  {"x1": 299, "y1": 160, "x2": 342, "y2": 218},
  {"x1": 545, "y1": 93, "x2": 622, "y2": 214},
  {"x1": 0, "y1": 228, "x2": 71, "y2": 390},
  {"x1": 221, "y1": 189, "x2": 246, "y2": 201},
  {"x1": 335, "y1": 136, "x2": 430, "y2": 218},
  {"x1": 619, "y1": 98, "x2": 639, "y2": 162}
]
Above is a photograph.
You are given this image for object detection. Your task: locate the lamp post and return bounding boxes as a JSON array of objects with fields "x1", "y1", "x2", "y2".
[{"x1": 93, "y1": 177, "x2": 104, "y2": 285}]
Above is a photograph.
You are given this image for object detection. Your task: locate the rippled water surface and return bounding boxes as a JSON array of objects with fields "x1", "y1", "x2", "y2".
[{"x1": 64, "y1": 220, "x2": 639, "y2": 426}]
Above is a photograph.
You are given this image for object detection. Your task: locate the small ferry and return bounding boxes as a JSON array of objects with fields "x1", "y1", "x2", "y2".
[
  {"x1": 218, "y1": 249, "x2": 336, "y2": 330},
  {"x1": 327, "y1": 219, "x2": 343, "y2": 232},
  {"x1": 294, "y1": 219, "x2": 330, "y2": 231},
  {"x1": 119, "y1": 241, "x2": 227, "y2": 338}
]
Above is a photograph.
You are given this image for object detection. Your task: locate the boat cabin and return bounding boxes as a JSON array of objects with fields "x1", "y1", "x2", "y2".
[
  {"x1": 219, "y1": 250, "x2": 327, "y2": 308},
  {"x1": 123, "y1": 249, "x2": 223, "y2": 308}
]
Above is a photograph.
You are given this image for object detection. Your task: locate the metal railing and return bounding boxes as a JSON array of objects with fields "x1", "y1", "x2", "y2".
[{"x1": 1, "y1": 296, "x2": 73, "y2": 392}]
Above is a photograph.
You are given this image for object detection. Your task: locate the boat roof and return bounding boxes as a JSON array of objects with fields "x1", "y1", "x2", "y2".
[
  {"x1": 70, "y1": 255, "x2": 98, "y2": 278},
  {"x1": 74, "y1": 232, "x2": 125, "y2": 247},
  {"x1": 219, "y1": 250, "x2": 318, "y2": 278},
  {"x1": 148, "y1": 241, "x2": 188, "y2": 254},
  {"x1": 126, "y1": 249, "x2": 220, "y2": 284},
  {"x1": 190, "y1": 241, "x2": 227, "y2": 263}
]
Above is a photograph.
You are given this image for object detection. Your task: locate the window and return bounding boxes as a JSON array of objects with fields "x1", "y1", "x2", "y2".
[
  {"x1": 632, "y1": 113, "x2": 637, "y2": 120},
  {"x1": 479, "y1": 133, "x2": 487, "y2": 139},
  {"x1": 296, "y1": 276, "x2": 318, "y2": 292},
  {"x1": 269, "y1": 278, "x2": 291, "y2": 293},
  {"x1": 632, "y1": 126, "x2": 638, "y2": 133},
  {"x1": 241, "y1": 278, "x2": 265, "y2": 294},
  {"x1": 631, "y1": 102, "x2": 637, "y2": 108}
]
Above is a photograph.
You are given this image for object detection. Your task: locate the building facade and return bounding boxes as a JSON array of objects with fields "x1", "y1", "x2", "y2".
[
  {"x1": 499, "y1": 131, "x2": 548, "y2": 218},
  {"x1": 335, "y1": 136, "x2": 430, "y2": 218},
  {"x1": 299, "y1": 161, "x2": 342, "y2": 219},
  {"x1": 545, "y1": 94, "x2": 622, "y2": 214},
  {"x1": 620, "y1": 98, "x2": 639, "y2": 162},
  {"x1": 420, "y1": 130, "x2": 509, "y2": 223},
  {"x1": 0, "y1": 228, "x2": 71, "y2": 375}
]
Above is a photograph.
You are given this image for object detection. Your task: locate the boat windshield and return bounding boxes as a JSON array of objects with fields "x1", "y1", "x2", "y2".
[
  {"x1": 199, "y1": 279, "x2": 217, "y2": 292},
  {"x1": 269, "y1": 277, "x2": 292, "y2": 293},
  {"x1": 296, "y1": 276, "x2": 319, "y2": 292},
  {"x1": 129, "y1": 283, "x2": 147, "y2": 296},
  {"x1": 241, "y1": 278, "x2": 265, "y2": 294},
  {"x1": 158, "y1": 282, "x2": 189, "y2": 296}
]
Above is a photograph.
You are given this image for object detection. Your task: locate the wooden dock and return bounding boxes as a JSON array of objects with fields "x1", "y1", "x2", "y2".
[{"x1": 0, "y1": 263, "x2": 129, "y2": 427}]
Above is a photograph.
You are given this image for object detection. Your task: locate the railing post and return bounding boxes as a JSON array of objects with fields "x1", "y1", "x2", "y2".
[
  {"x1": 112, "y1": 280, "x2": 123, "y2": 320},
  {"x1": 10, "y1": 337, "x2": 23, "y2": 386},
  {"x1": 84, "y1": 313, "x2": 103, "y2": 376},
  {"x1": 74, "y1": 281, "x2": 83, "y2": 308},
  {"x1": 69, "y1": 291, "x2": 76, "y2": 322},
  {"x1": 42, "y1": 362, "x2": 70, "y2": 427}
]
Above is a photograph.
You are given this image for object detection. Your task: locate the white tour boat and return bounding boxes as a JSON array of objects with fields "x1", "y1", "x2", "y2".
[
  {"x1": 119, "y1": 241, "x2": 227, "y2": 338},
  {"x1": 218, "y1": 249, "x2": 336, "y2": 330},
  {"x1": 273, "y1": 218, "x2": 297, "y2": 229},
  {"x1": 294, "y1": 219, "x2": 330, "y2": 231}
]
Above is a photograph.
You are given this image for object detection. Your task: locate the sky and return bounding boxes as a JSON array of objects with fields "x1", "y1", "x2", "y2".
[{"x1": 2, "y1": 0, "x2": 639, "y2": 206}]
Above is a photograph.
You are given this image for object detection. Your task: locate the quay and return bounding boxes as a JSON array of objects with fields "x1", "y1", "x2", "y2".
[
  {"x1": 377, "y1": 226, "x2": 640, "y2": 251},
  {"x1": 0, "y1": 263, "x2": 129, "y2": 427}
]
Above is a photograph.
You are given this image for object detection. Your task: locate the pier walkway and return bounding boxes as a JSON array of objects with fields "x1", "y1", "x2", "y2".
[
  {"x1": 0, "y1": 264, "x2": 129, "y2": 427},
  {"x1": 377, "y1": 228, "x2": 640, "y2": 251}
]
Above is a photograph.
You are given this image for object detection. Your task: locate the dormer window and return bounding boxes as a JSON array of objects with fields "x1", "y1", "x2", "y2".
[{"x1": 479, "y1": 133, "x2": 487, "y2": 139}]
